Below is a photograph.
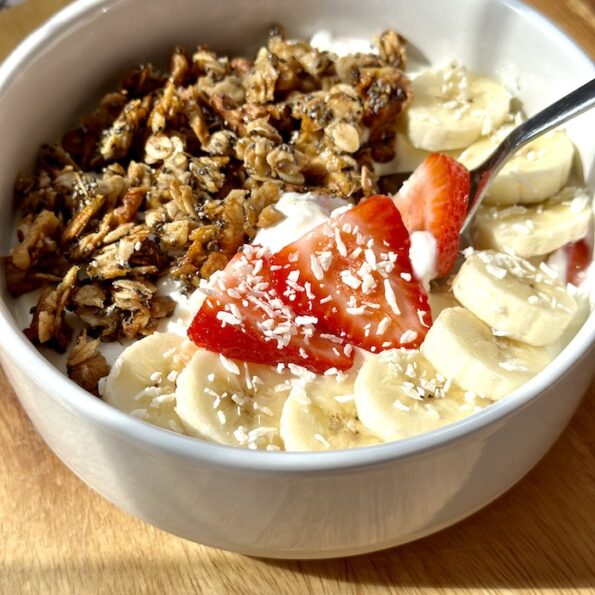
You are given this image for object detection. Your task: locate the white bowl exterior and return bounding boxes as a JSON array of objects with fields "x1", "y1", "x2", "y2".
[
  {"x1": 2, "y1": 342, "x2": 594, "y2": 558},
  {"x1": 0, "y1": 0, "x2": 594, "y2": 558}
]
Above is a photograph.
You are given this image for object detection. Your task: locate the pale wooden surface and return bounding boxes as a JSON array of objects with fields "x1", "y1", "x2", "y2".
[{"x1": 1, "y1": 0, "x2": 594, "y2": 593}]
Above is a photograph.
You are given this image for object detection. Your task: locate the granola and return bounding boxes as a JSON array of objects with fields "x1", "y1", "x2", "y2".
[{"x1": 5, "y1": 28, "x2": 411, "y2": 394}]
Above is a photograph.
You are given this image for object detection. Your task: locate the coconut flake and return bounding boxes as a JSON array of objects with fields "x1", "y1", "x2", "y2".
[
  {"x1": 219, "y1": 354, "x2": 240, "y2": 375},
  {"x1": 383, "y1": 279, "x2": 400, "y2": 316}
]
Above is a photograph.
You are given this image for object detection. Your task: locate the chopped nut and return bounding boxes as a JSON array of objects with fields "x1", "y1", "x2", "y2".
[
  {"x1": 100, "y1": 97, "x2": 151, "y2": 161},
  {"x1": 66, "y1": 330, "x2": 110, "y2": 396},
  {"x1": 179, "y1": 87, "x2": 211, "y2": 145},
  {"x1": 61, "y1": 194, "x2": 106, "y2": 245},
  {"x1": 169, "y1": 47, "x2": 191, "y2": 86},
  {"x1": 209, "y1": 76, "x2": 246, "y2": 105},
  {"x1": 24, "y1": 266, "x2": 79, "y2": 351},
  {"x1": 244, "y1": 47, "x2": 278, "y2": 103},
  {"x1": 200, "y1": 251, "x2": 229, "y2": 278},
  {"x1": 257, "y1": 204, "x2": 285, "y2": 228},
  {"x1": 358, "y1": 67, "x2": 412, "y2": 128},
  {"x1": 376, "y1": 30, "x2": 408, "y2": 69},
  {"x1": 73, "y1": 284, "x2": 106, "y2": 309},
  {"x1": 113, "y1": 187, "x2": 147, "y2": 225},
  {"x1": 10, "y1": 210, "x2": 61, "y2": 271},
  {"x1": 147, "y1": 80, "x2": 179, "y2": 133},
  {"x1": 193, "y1": 48, "x2": 229, "y2": 77}
]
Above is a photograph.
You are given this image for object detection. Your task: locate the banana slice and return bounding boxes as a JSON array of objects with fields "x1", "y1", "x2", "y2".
[
  {"x1": 421, "y1": 307, "x2": 551, "y2": 400},
  {"x1": 452, "y1": 250, "x2": 577, "y2": 346},
  {"x1": 280, "y1": 370, "x2": 381, "y2": 451},
  {"x1": 472, "y1": 187, "x2": 593, "y2": 258},
  {"x1": 405, "y1": 63, "x2": 511, "y2": 151},
  {"x1": 102, "y1": 332, "x2": 197, "y2": 432},
  {"x1": 175, "y1": 349, "x2": 293, "y2": 450},
  {"x1": 458, "y1": 126, "x2": 574, "y2": 205},
  {"x1": 355, "y1": 349, "x2": 491, "y2": 442}
]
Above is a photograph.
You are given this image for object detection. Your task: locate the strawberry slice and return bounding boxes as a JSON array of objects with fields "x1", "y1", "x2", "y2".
[
  {"x1": 394, "y1": 153, "x2": 470, "y2": 277},
  {"x1": 270, "y1": 195, "x2": 432, "y2": 351},
  {"x1": 565, "y1": 239, "x2": 591, "y2": 286},
  {"x1": 187, "y1": 244, "x2": 354, "y2": 374}
]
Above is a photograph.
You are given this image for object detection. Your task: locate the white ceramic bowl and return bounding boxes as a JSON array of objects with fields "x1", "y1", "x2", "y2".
[{"x1": 0, "y1": 0, "x2": 594, "y2": 559}]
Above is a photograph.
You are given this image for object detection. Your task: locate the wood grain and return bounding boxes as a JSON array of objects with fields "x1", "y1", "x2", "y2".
[{"x1": 1, "y1": 0, "x2": 594, "y2": 593}]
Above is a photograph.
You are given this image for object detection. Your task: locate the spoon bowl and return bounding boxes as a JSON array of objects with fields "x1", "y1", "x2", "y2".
[{"x1": 461, "y1": 77, "x2": 595, "y2": 233}]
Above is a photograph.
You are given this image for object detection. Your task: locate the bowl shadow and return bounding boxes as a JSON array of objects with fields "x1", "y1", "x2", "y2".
[{"x1": 262, "y1": 386, "x2": 595, "y2": 590}]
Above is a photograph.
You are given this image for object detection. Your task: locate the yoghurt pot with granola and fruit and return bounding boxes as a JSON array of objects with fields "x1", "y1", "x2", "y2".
[{"x1": 6, "y1": 28, "x2": 594, "y2": 452}]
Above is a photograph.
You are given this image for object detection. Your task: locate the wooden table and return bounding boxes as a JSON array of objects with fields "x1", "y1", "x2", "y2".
[{"x1": 1, "y1": 1, "x2": 594, "y2": 593}]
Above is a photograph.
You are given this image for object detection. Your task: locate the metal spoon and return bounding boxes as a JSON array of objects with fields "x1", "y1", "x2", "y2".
[
  {"x1": 379, "y1": 78, "x2": 595, "y2": 234},
  {"x1": 460, "y1": 76, "x2": 595, "y2": 234}
]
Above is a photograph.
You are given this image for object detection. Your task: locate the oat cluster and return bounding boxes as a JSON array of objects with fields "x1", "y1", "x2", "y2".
[{"x1": 4, "y1": 28, "x2": 411, "y2": 393}]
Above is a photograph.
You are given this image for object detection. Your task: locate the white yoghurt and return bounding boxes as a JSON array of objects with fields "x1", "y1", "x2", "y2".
[
  {"x1": 309, "y1": 32, "x2": 427, "y2": 72},
  {"x1": 254, "y1": 191, "x2": 346, "y2": 252},
  {"x1": 545, "y1": 246, "x2": 570, "y2": 284},
  {"x1": 409, "y1": 231, "x2": 439, "y2": 290},
  {"x1": 156, "y1": 277, "x2": 205, "y2": 336},
  {"x1": 309, "y1": 30, "x2": 376, "y2": 57}
]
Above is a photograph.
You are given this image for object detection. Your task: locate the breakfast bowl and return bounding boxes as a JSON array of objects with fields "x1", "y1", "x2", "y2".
[{"x1": 0, "y1": 0, "x2": 594, "y2": 559}]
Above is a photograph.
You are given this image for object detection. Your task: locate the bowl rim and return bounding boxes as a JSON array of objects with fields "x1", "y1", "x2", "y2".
[{"x1": 0, "y1": 0, "x2": 594, "y2": 473}]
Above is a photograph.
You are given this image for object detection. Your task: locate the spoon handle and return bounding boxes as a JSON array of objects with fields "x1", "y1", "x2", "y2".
[
  {"x1": 462, "y1": 77, "x2": 595, "y2": 233},
  {"x1": 505, "y1": 77, "x2": 595, "y2": 151}
]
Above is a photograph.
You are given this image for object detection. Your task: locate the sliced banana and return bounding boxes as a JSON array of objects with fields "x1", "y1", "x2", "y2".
[
  {"x1": 452, "y1": 250, "x2": 577, "y2": 346},
  {"x1": 102, "y1": 332, "x2": 197, "y2": 432},
  {"x1": 176, "y1": 349, "x2": 292, "y2": 450},
  {"x1": 472, "y1": 187, "x2": 593, "y2": 259},
  {"x1": 280, "y1": 370, "x2": 381, "y2": 451},
  {"x1": 421, "y1": 307, "x2": 551, "y2": 400},
  {"x1": 405, "y1": 63, "x2": 511, "y2": 151},
  {"x1": 355, "y1": 349, "x2": 491, "y2": 442},
  {"x1": 458, "y1": 126, "x2": 574, "y2": 205}
]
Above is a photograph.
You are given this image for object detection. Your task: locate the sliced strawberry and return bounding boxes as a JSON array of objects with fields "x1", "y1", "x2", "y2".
[
  {"x1": 187, "y1": 245, "x2": 354, "y2": 374},
  {"x1": 565, "y1": 239, "x2": 591, "y2": 286},
  {"x1": 270, "y1": 195, "x2": 432, "y2": 352},
  {"x1": 394, "y1": 153, "x2": 470, "y2": 277}
]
